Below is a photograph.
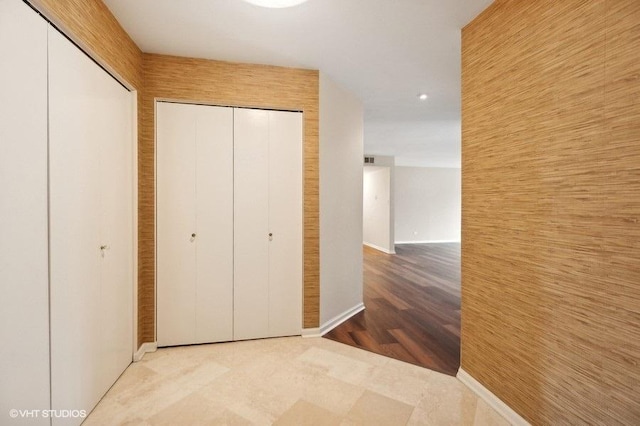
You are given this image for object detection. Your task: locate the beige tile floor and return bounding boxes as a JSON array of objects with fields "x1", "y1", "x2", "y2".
[{"x1": 84, "y1": 337, "x2": 511, "y2": 425}]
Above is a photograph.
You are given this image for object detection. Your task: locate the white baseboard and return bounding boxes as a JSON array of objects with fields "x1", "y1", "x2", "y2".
[
  {"x1": 363, "y1": 242, "x2": 395, "y2": 254},
  {"x1": 395, "y1": 240, "x2": 460, "y2": 244},
  {"x1": 302, "y1": 302, "x2": 365, "y2": 338},
  {"x1": 133, "y1": 342, "x2": 157, "y2": 362},
  {"x1": 301, "y1": 327, "x2": 322, "y2": 338},
  {"x1": 457, "y1": 368, "x2": 530, "y2": 426}
]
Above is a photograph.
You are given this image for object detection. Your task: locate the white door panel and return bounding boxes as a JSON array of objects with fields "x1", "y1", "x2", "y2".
[
  {"x1": 0, "y1": 1, "x2": 50, "y2": 423},
  {"x1": 234, "y1": 109, "x2": 303, "y2": 340},
  {"x1": 267, "y1": 111, "x2": 303, "y2": 336},
  {"x1": 233, "y1": 109, "x2": 270, "y2": 340},
  {"x1": 49, "y1": 26, "x2": 103, "y2": 424},
  {"x1": 157, "y1": 102, "x2": 198, "y2": 346},
  {"x1": 157, "y1": 102, "x2": 234, "y2": 346},
  {"x1": 49, "y1": 25, "x2": 133, "y2": 426},
  {"x1": 195, "y1": 106, "x2": 234, "y2": 343},
  {"x1": 158, "y1": 105, "x2": 302, "y2": 344},
  {"x1": 98, "y1": 73, "x2": 134, "y2": 392}
]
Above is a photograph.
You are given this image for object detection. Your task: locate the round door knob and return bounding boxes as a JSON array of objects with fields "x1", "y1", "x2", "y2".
[
  {"x1": 191, "y1": 233, "x2": 196, "y2": 238},
  {"x1": 269, "y1": 233, "x2": 273, "y2": 237}
]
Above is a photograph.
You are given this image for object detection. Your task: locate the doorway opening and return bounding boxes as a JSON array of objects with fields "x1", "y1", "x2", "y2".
[{"x1": 325, "y1": 160, "x2": 462, "y2": 376}]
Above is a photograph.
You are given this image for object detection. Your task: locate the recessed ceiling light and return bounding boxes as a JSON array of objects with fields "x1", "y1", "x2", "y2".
[
  {"x1": 418, "y1": 93, "x2": 428, "y2": 101},
  {"x1": 244, "y1": 0, "x2": 309, "y2": 8}
]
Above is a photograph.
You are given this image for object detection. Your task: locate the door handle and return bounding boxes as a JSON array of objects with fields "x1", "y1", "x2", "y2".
[
  {"x1": 190, "y1": 233, "x2": 196, "y2": 242},
  {"x1": 100, "y1": 245, "x2": 109, "y2": 257},
  {"x1": 269, "y1": 233, "x2": 273, "y2": 241}
]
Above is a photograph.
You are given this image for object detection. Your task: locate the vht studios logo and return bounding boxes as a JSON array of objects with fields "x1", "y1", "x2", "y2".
[{"x1": 9, "y1": 409, "x2": 87, "y2": 419}]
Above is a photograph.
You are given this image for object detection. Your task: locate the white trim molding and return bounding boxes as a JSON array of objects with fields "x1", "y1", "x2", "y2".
[
  {"x1": 363, "y1": 242, "x2": 396, "y2": 254},
  {"x1": 457, "y1": 368, "x2": 530, "y2": 426},
  {"x1": 301, "y1": 327, "x2": 322, "y2": 338},
  {"x1": 302, "y1": 303, "x2": 365, "y2": 338},
  {"x1": 395, "y1": 240, "x2": 460, "y2": 244},
  {"x1": 133, "y1": 342, "x2": 158, "y2": 362},
  {"x1": 131, "y1": 90, "x2": 139, "y2": 356}
]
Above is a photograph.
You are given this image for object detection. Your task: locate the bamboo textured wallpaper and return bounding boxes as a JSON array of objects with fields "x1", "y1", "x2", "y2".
[
  {"x1": 461, "y1": 0, "x2": 640, "y2": 423},
  {"x1": 140, "y1": 54, "x2": 320, "y2": 342},
  {"x1": 28, "y1": 0, "x2": 142, "y2": 89}
]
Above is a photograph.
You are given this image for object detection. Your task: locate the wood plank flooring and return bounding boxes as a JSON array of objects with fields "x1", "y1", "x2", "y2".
[{"x1": 324, "y1": 243, "x2": 461, "y2": 376}]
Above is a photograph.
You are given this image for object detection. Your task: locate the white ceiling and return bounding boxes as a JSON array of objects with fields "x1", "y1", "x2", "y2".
[{"x1": 103, "y1": 0, "x2": 493, "y2": 168}]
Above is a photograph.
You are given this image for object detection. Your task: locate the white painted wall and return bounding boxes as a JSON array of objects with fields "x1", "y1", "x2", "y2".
[
  {"x1": 363, "y1": 166, "x2": 393, "y2": 253},
  {"x1": 319, "y1": 72, "x2": 364, "y2": 327},
  {"x1": 395, "y1": 166, "x2": 461, "y2": 243}
]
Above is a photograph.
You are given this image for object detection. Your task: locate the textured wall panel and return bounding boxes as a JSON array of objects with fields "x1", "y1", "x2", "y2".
[
  {"x1": 461, "y1": 0, "x2": 640, "y2": 423},
  {"x1": 141, "y1": 54, "x2": 320, "y2": 343},
  {"x1": 28, "y1": 0, "x2": 142, "y2": 88}
]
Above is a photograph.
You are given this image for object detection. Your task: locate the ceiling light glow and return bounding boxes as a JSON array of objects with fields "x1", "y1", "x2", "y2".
[
  {"x1": 418, "y1": 93, "x2": 428, "y2": 101},
  {"x1": 244, "y1": 0, "x2": 309, "y2": 8}
]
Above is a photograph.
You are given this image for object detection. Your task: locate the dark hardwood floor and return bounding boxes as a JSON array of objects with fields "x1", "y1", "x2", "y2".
[{"x1": 324, "y1": 243, "x2": 461, "y2": 376}]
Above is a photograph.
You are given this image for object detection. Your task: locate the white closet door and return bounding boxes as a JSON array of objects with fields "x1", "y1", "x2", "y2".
[
  {"x1": 157, "y1": 102, "x2": 233, "y2": 346},
  {"x1": 49, "y1": 26, "x2": 133, "y2": 426},
  {"x1": 157, "y1": 102, "x2": 198, "y2": 346},
  {"x1": 98, "y1": 63, "x2": 134, "y2": 391},
  {"x1": 234, "y1": 109, "x2": 302, "y2": 340},
  {"x1": 0, "y1": 0, "x2": 50, "y2": 423},
  {"x1": 234, "y1": 109, "x2": 270, "y2": 340},
  {"x1": 267, "y1": 111, "x2": 303, "y2": 336}
]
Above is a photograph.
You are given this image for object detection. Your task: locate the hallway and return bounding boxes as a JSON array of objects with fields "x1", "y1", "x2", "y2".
[{"x1": 324, "y1": 243, "x2": 460, "y2": 376}]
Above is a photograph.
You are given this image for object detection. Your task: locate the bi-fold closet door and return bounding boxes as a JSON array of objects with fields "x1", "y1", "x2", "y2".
[
  {"x1": 156, "y1": 102, "x2": 234, "y2": 346},
  {"x1": 0, "y1": 1, "x2": 134, "y2": 424},
  {"x1": 233, "y1": 108, "x2": 303, "y2": 340},
  {"x1": 156, "y1": 103, "x2": 302, "y2": 346}
]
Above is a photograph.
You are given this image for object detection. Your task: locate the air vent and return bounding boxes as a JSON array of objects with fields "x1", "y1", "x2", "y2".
[{"x1": 364, "y1": 156, "x2": 375, "y2": 164}]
